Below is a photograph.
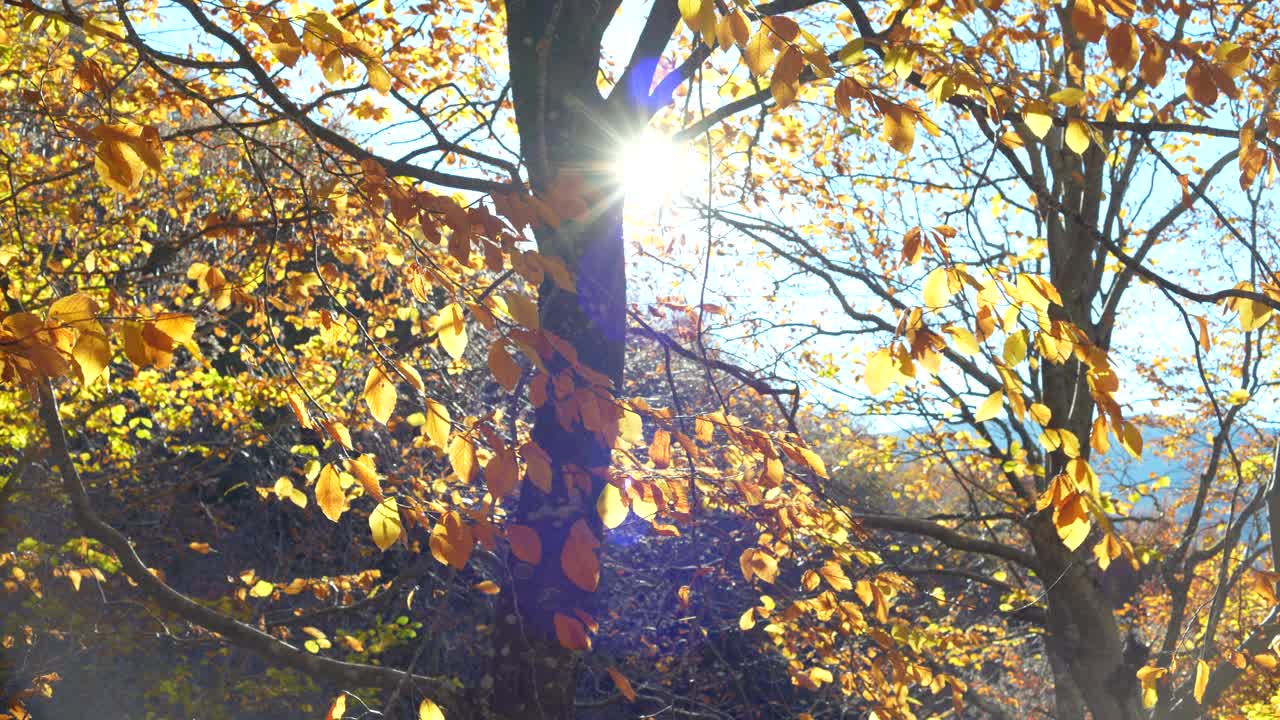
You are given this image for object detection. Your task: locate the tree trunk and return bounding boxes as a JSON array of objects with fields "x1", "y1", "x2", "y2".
[
  {"x1": 1031, "y1": 135, "x2": 1144, "y2": 718},
  {"x1": 491, "y1": 2, "x2": 626, "y2": 717}
]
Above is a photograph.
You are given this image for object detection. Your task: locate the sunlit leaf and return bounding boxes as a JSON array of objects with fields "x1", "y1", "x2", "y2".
[
  {"x1": 369, "y1": 497, "x2": 402, "y2": 551},
  {"x1": 316, "y1": 463, "x2": 346, "y2": 522},
  {"x1": 597, "y1": 484, "x2": 629, "y2": 529}
]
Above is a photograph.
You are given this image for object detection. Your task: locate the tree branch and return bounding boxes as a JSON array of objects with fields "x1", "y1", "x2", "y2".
[
  {"x1": 853, "y1": 513, "x2": 1039, "y2": 571},
  {"x1": 33, "y1": 378, "x2": 466, "y2": 709}
]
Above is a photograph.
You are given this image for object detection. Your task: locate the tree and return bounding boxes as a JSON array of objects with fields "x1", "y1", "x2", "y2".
[{"x1": 2, "y1": 0, "x2": 1279, "y2": 718}]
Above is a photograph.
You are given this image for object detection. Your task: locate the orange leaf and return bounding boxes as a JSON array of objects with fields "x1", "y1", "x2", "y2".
[
  {"x1": 553, "y1": 611, "x2": 591, "y2": 650},
  {"x1": 430, "y1": 511, "x2": 473, "y2": 570},
  {"x1": 561, "y1": 519, "x2": 601, "y2": 592},
  {"x1": 484, "y1": 446, "x2": 519, "y2": 499},
  {"x1": 739, "y1": 548, "x2": 779, "y2": 583},
  {"x1": 1185, "y1": 63, "x2": 1218, "y2": 106},
  {"x1": 346, "y1": 454, "x2": 383, "y2": 502},
  {"x1": 507, "y1": 524, "x2": 542, "y2": 565},
  {"x1": 649, "y1": 429, "x2": 672, "y2": 469},
  {"x1": 521, "y1": 442, "x2": 553, "y2": 493},
  {"x1": 1107, "y1": 24, "x2": 1137, "y2": 74},
  {"x1": 606, "y1": 666, "x2": 637, "y2": 702},
  {"x1": 882, "y1": 104, "x2": 916, "y2": 155},
  {"x1": 287, "y1": 391, "x2": 315, "y2": 430},
  {"x1": 818, "y1": 561, "x2": 853, "y2": 592},
  {"x1": 1071, "y1": 0, "x2": 1106, "y2": 43},
  {"x1": 487, "y1": 342, "x2": 522, "y2": 391}
]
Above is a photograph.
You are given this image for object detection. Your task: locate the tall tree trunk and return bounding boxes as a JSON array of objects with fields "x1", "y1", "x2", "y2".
[
  {"x1": 1030, "y1": 134, "x2": 1143, "y2": 718},
  {"x1": 491, "y1": 2, "x2": 626, "y2": 717}
]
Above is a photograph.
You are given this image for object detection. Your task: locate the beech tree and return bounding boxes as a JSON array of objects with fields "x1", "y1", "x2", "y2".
[{"x1": 2, "y1": 0, "x2": 1280, "y2": 718}]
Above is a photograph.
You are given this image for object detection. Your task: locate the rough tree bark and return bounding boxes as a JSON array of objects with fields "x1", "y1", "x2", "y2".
[
  {"x1": 1028, "y1": 125, "x2": 1144, "y2": 720},
  {"x1": 490, "y1": 2, "x2": 630, "y2": 717}
]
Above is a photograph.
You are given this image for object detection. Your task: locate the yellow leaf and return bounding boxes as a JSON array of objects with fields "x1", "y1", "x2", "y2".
[
  {"x1": 944, "y1": 325, "x2": 980, "y2": 356},
  {"x1": 1049, "y1": 87, "x2": 1085, "y2": 105},
  {"x1": 799, "y1": 446, "x2": 828, "y2": 479},
  {"x1": 1003, "y1": 330, "x2": 1029, "y2": 365},
  {"x1": 369, "y1": 497, "x2": 402, "y2": 551},
  {"x1": 620, "y1": 407, "x2": 643, "y2": 445},
  {"x1": 1137, "y1": 666, "x2": 1166, "y2": 708},
  {"x1": 744, "y1": 30, "x2": 775, "y2": 76},
  {"x1": 363, "y1": 366, "x2": 397, "y2": 425},
  {"x1": 327, "y1": 694, "x2": 347, "y2": 720},
  {"x1": 808, "y1": 666, "x2": 834, "y2": 686},
  {"x1": 922, "y1": 267, "x2": 956, "y2": 309},
  {"x1": 522, "y1": 442, "x2": 553, "y2": 493},
  {"x1": 1194, "y1": 659, "x2": 1210, "y2": 704},
  {"x1": 418, "y1": 698, "x2": 445, "y2": 720},
  {"x1": 316, "y1": 463, "x2": 346, "y2": 522},
  {"x1": 367, "y1": 62, "x2": 391, "y2": 94},
  {"x1": 423, "y1": 400, "x2": 451, "y2": 450},
  {"x1": 1023, "y1": 101, "x2": 1054, "y2": 138},
  {"x1": 501, "y1": 292, "x2": 540, "y2": 330},
  {"x1": 974, "y1": 390, "x2": 1004, "y2": 422},
  {"x1": 449, "y1": 435, "x2": 477, "y2": 483},
  {"x1": 1227, "y1": 388, "x2": 1250, "y2": 405},
  {"x1": 249, "y1": 579, "x2": 275, "y2": 598},
  {"x1": 1065, "y1": 119, "x2": 1091, "y2": 154},
  {"x1": 188, "y1": 542, "x2": 212, "y2": 554},
  {"x1": 864, "y1": 349, "x2": 894, "y2": 395},
  {"x1": 92, "y1": 124, "x2": 164, "y2": 193},
  {"x1": 152, "y1": 313, "x2": 196, "y2": 344},
  {"x1": 1231, "y1": 292, "x2": 1272, "y2": 331},
  {"x1": 678, "y1": 0, "x2": 715, "y2": 39},
  {"x1": 323, "y1": 420, "x2": 354, "y2": 451},
  {"x1": 433, "y1": 303, "x2": 468, "y2": 360},
  {"x1": 561, "y1": 519, "x2": 601, "y2": 592},
  {"x1": 473, "y1": 580, "x2": 500, "y2": 595},
  {"x1": 287, "y1": 391, "x2": 315, "y2": 430},
  {"x1": 1119, "y1": 421, "x2": 1143, "y2": 459},
  {"x1": 321, "y1": 50, "x2": 345, "y2": 84},
  {"x1": 72, "y1": 322, "x2": 110, "y2": 385},
  {"x1": 597, "y1": 484, "x2": 629, "y2": 529},
  {"x1": 1029, "y1": 402, "x2": 1052, "y2": 425},
  {"x1": 1054, "y1": 492, "x2": 1091, "y2": 550},
  {"x1": 1093, "y1": 532, "x2": 1122, "y2": 571}
]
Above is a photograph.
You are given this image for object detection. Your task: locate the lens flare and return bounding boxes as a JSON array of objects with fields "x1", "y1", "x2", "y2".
[{"x1": 615, "y1": 130, "x2": 700, "y2": 211}]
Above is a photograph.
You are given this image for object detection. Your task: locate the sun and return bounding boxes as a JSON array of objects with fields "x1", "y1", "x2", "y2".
[{"x1": 615, "y1": 130, "x2": 701, "y2": 211}]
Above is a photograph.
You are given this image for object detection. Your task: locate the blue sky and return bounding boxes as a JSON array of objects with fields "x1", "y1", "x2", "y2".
[{"x1": 127, "y1": 0, "x2": 1279, "y2": 459}]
